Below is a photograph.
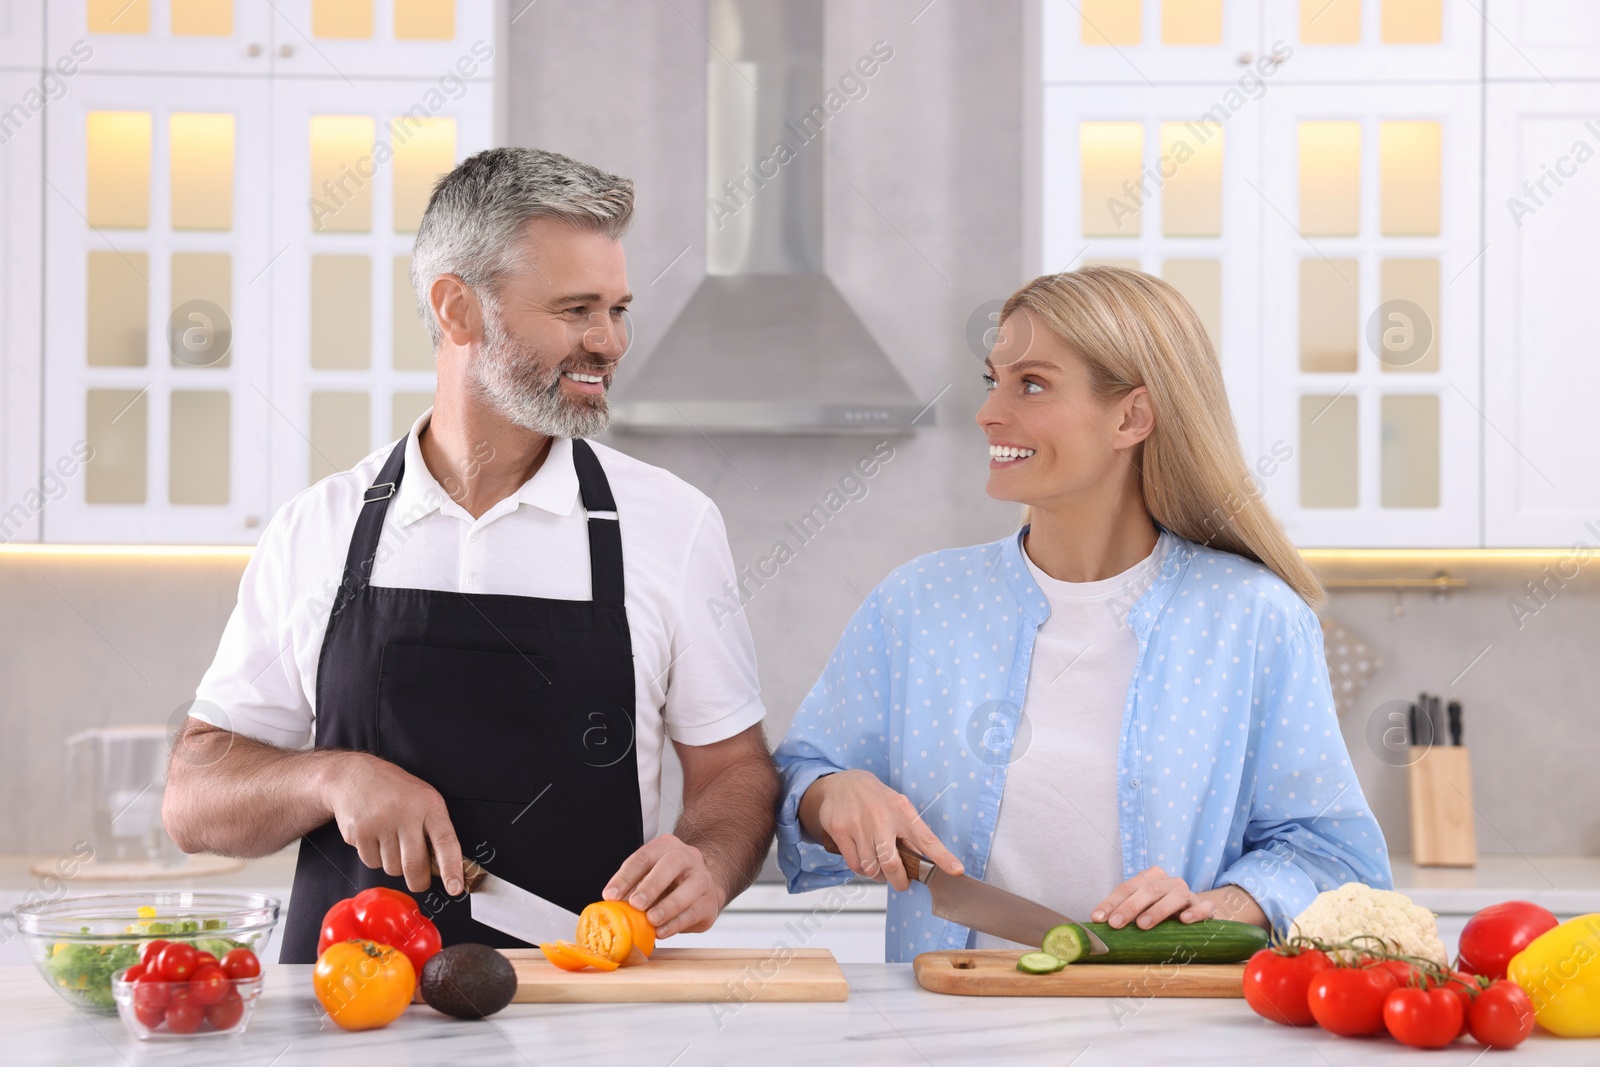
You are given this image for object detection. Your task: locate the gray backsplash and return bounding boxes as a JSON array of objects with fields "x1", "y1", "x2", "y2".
[{"x1": 3, "y1": 2, "x2": 1593, "y2": 871}]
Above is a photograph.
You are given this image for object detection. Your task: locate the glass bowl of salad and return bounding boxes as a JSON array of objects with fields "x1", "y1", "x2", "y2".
[{"x1": 11, "y1": 891, "x2": 280, "y2": 1014}]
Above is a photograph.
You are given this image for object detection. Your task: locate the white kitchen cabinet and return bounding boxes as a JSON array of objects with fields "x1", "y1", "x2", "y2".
[
  {"x1": 0, "y1": 68, "x2": 42, "y2": 545},
  {"x1": 1482, "y1": 82, "x2": 1600, "y2": 546},
  {"x1": 0, "y1": 1, "x2": 43, "y2": 69},
  {"x1": 1485, "y1": 0, "x2": 1600, "y2": 81},
  {"x1": 46, "y1": 0, "x2": 277, "y2": 75},
  {"x1": 1263, "y1": 0, "x2": 1482, "y2": 83},
  {"x1": 1040, "y1": 0, "x2": 1265, "y2": 84},
  {"x1": 268, "y1": 0, "x2": 497, "y2": 82}
]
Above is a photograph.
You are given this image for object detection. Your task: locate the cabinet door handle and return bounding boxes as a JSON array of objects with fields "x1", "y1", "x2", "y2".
[{"x1": 279, "y1": 43, "x2": 295, "y2": 58}]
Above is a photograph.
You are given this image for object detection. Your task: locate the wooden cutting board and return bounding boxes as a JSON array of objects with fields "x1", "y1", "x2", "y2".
[
  {"x1": 412, "y1": 947, "x2": 849, "y2": 1004},
  {"x1": 914, "y1": 950, "x2": 1246, "y2": 998}
]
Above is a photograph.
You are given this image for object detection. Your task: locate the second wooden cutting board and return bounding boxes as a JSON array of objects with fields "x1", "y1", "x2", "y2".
[
  {"x1": 411, "y1": 946, "x2": 850, "y2": 1004},
  {"x1": 914, "y1": 950, "x2": 1246, "y2": 997}
]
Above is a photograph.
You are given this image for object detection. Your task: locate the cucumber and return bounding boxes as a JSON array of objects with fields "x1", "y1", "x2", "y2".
[
  {"x1": 1016, "y1": 951, "x2": 1067, "y2": 974},
  {"x1": 1041, "y1": 923, "x2": 1089, "y2": 964},
  {"x1": 1073, "y1": 918, "x2": 1268, "y2": 965}
]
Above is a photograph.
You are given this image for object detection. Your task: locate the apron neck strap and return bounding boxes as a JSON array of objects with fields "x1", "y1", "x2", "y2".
[{"x1": 334, "y1": 434, "x2": 626, "y2": 613}]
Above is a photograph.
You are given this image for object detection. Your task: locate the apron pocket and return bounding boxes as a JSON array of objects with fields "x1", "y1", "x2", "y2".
[{"x1": 376, "y1": 643, "x2": 549, "y2": 805}]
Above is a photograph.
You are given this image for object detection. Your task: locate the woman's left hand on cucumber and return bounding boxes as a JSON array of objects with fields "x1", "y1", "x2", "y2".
[{"x1": 1092, "y1": 865, "x2": 1217, "y2": 929}]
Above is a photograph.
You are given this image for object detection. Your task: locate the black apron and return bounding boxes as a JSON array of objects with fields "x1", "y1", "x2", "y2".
[{"x1": 279, "y1": 436, "x2": 644, "y2": 963}]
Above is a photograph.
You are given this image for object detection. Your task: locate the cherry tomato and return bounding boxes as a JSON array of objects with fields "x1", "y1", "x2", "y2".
[
  {"x1": 164, "y1": 997, "x2": 205, "y2": 1035},
  {"x1": 1435, "y1": 970, "x2": 1482, "y2": 1039},
  {"x1": 1468, "y1": 979, "x2": 1536, "y2": 1049},
  {"x1": 189, "y1": 964, "x2": 229, "y2": 1006},
  {"x1": 220, "y1": 947, "x2": 261, "y2": 980},
  {"x1": 121, "y1": 962, "x2": 146, "y2": 983},
  {"x1": 133, "y1": 998, "x2": 166, "y2": 1029},
  {"x1": 193, "y1": 951, "x2": 218, "y2": 969},
  {"x1": 141, "y1": 939, "x2": 170, "y2": 964},
  {"x1": 206, "y1": 988, "x2": 245, "y2": 1031},
  {"x1": 1458, "y1": 900, "x2": 1559, "y2": 981},
  {"x1": 1384, "y1": 986, "x2": 1464, "y2": 1049},
  {"x1": 1371, "y1": 959, "x2": 1420, "y2": 987},
  {"x1": 154, "y1": 942, "x2": 198, "y2": 982},
  {"x1": 132, "y1": 973, "x2": 170, "y2": 1010},
  {"x1": 1307, "y1": 965, "x2": 1400, "y2": 1036},
  {"x1": 1243, "y1": 947, "x2": 1334, "y2": 1026}
]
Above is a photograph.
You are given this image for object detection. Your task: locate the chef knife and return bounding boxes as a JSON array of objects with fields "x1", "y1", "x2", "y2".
[
  {"x1": 818, "y1": 833, "x2": 1107, "y2": 954},
  {"x1": 1447, "y1": 698, "x2": 1462, "y2": 746},
  {"x1": 428, "y1": 856, "x2": 584, "y2": 946}
]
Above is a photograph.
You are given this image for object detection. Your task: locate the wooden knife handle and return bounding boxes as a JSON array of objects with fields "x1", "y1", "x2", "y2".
[
  {"x1": 427, "y1": 852, "x2": 489, "y2": 893},
  {"x1": 817, "y1": 832, "x2": 929, "y2": 883}
]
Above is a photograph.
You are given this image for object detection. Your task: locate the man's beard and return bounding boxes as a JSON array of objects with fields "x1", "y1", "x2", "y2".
[{"x1": 468, "y1": 306, "x2": 612, "y2": 439}]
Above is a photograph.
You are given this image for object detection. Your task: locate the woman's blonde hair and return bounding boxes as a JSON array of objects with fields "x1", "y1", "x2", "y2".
[{"x1": 1002, "y1": 266, "x2": 1324, "y2": 610}]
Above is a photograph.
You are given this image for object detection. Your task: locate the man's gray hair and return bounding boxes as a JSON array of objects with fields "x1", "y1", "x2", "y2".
[{"x1": 408, "y1": 147, "x2": 634, "y2": 349}]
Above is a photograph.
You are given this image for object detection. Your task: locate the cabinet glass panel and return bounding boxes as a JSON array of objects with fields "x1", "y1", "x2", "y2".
[
  {"x1": 311, "y1": 255, "x2": 372, "y2": 369},
  {"x1": 1081, "y1": 0, "x2": 1139, "y2": 45},
  {"x1": 88, "y1": 0, "x2": 150, "y2": 34},
  {"x1": 1300, "y1": 393, "x2": 1358, "y2": 507},
  {"x1": 1081, "y1": 122, "x2": 1142, "y2": 238},
  {"x1": 87, "y1": 112, "x2": 151, "y2": 230},
  {"x1": 1382, "y1": 0, "x2": 1441, "y2": 44},
  {"x1": 1299, "y1": 121, "x2": 1360, "y2": 236},
  {"x1": 391, "y1": 116, "x2": 455, "y2": 233},
  {"x1": 312, "y1": 0, "x2": 374, "y2": 39},
  {"x1": 392, "y1": 392, "x2": 433, "y2": 438},
  {"x1": 170, "y1": 113, "x2": 235, "y2": 232},
  {"x1": 1085, "y1": 258, "x2": 1141, "y2": 269},
  {"x1": 1378, "y1": 258, "x2": 1439, "y2": 372},
  {"x1": 1299, "y1": 258, "x2": 1358, "y2": 372},
  {"x1": 1161, "y1": 122, "x2": 1222, "y2": 237},
  {"x1": 171, "y1": 0, "x2": 233, "y2": 36},
  {"x1": 1380, "y1": 393, "x2": 1439, "y2": 507},
  {"x1": 1163, "y1": 259, "x2": 1221, "y2": 352},
  {"x1": 392, "y1": 255, "x2": 433, "y2": 370},
  {"x1": 1162, "y1": 0, "x2": 1223, "y2": 45},
  {"x1": 310, "y1": 391, "x2": 370, "y2": 485},
  {"x1": 86, "y1": 251, "x2": 148, "y2": 367},
  {"x1": 169, "y1": 390, "x2": 230, "y2": 504},
  {"x1": 395, "y1": 0, "x2": 455, "y2": 40},
  {"x1": 1380, "y1": 120, "x2": 1441, "y2": 236},
  {"x1": 86, "y1": 389, "x2": 148, "y2": 504},
  {"x1": 170, "y1": 252, "x2": 233, "y2": 368},
  {"x1": 1301, "y1": 0, "x2": 1361, "y2": 44},
  {"x1": 309, "y1": 116, "x2": 375, "y2": 233}
]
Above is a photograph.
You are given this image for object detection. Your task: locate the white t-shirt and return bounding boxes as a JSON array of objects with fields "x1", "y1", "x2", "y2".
[
  {"x1": 973, "y1": 532, "x2": 1168, "y2": 949},
  {"x1": 191, "y1": 408, "x2": 766, "y2": 840}
]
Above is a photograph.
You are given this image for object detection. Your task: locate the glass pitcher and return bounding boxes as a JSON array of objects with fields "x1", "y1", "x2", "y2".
[{"x1": 63, "y1": 726, "x2": 181, "y2": 866}]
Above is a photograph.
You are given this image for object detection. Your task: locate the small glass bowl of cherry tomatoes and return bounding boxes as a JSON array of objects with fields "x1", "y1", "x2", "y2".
[{"x1": 110, "y1": 942, "x2": 264, "y2": 1040}]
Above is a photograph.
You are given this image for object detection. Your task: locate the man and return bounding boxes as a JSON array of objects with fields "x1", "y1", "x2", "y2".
[{"x1": 164, "y1": 148, "x2": 779, "y2": 962}]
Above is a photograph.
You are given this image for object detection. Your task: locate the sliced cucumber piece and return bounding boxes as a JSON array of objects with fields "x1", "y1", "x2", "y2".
[
  {"x1": 1041, "y1": 923, "x2": 1090, "y2": 964},
  {"x1": 1016, "y1": 951, "x2": 1066, "y2": 974}
]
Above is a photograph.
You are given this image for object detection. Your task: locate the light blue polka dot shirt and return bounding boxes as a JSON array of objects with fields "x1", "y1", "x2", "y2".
[{"x1": 774, "y1": 525, "x2": 1393, "y2": 962}]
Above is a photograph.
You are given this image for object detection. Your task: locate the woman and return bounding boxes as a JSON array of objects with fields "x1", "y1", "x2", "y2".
[{"x1": 773, "y1": 267, "x2": 1391, "y2": 961}]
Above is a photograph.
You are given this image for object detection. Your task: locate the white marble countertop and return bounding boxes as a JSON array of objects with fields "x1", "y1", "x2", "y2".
[{"x1": 3, "y1": 960, "x2": 1598, "y2": 1067}]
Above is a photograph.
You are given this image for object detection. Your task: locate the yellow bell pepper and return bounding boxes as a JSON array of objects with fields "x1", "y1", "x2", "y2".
[{"x1": 1508, "y1": 912, "x2": 1600, "y2": 1038}]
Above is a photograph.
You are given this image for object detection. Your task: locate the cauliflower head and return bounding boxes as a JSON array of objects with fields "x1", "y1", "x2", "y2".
[{"x1": 1291, "y1": 882, "x2": 1447, "y2": 966}]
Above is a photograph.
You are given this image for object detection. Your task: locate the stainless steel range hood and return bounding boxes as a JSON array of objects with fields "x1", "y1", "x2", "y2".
[{"x1": 610, "y1": 0, "x2": 928, "y2": 435}]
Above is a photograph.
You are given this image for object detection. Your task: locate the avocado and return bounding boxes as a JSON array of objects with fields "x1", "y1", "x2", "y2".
[{"x1": 420, "y1": 943, "x2": 518, "y2": 1019}]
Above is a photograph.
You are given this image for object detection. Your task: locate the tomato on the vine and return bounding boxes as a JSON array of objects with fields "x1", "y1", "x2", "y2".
[
  {"x1": 1384, "y1": 986, "x2": 1464, "y2": 1049},
  {"x1": 1468, "y1": 979, "x2": 1535, "y2": 1049},
  {"x1": 1307, "y1": 965, "x2": 1399, "y2": 1036},
  {"x1": 1243, "y1": 946, "x2": 1333, "y2": 1026}
]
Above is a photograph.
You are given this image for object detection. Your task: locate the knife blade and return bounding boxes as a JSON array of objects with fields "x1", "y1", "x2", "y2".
[
  {"x1": 894, "y1": 844, "x2": 1110, "y2": 954},
  {"x1": 429, "y1": 856, "x2": 583, "y2": 945}
]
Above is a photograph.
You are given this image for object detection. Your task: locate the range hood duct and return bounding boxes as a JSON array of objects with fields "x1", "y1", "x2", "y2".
[{"x1": 610, "y1": 0, "x2": 927, "y2": 435}]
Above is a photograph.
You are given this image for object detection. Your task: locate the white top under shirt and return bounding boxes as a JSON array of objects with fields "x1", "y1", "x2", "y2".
[
  {"x1": 190, "y1": 408, "x2": 767, "y2": 841},
  {"x1": 972, "y1": 532, "x2": 1169, "y2": 949}
]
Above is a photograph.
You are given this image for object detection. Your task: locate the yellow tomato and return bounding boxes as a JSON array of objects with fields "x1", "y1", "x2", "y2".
[
  {"x1": 1507, "y1": 913, "x2": 1600, "y2": 1038},
  {"x1": 313, "y1": 939, "x2": 416, "y2": 1031}
]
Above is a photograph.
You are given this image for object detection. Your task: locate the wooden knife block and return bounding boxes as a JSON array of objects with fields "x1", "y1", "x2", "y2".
[{"x1": 1408, "y1": 745, "x2": 1477, "y2": 867}]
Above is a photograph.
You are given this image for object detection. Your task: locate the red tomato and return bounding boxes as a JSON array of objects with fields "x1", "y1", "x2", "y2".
[
  {"x1": 1371, "y1": 959, "x2": 1420, "y2": 987},
  {"x1": 121, "y1": 962, "x2": 146, "y2": 983},
  {"x1": 141, "y1": 939, "x2": 170, "y2": 964},
  {"x1": 349, "y1": 887, "x2": 442, "y2": 975},
  {"x1": 220, "y1": 947, "x2": 261, "y2": 980},
  {"x1": 133, "y1": 998, "x2": 166, "y2": 1029},
  {"x1": 1435, "y1": 970, "x2": 1482, "y2": 1039},
  {"x1": 132, "y1": 974, "x2": 170, "y2": 1010},
  {"x1": 1468, "y1": 980, "x2": 1536, "y2": 1049},
  {"x1": 1307, "y1": 966, "x2": 1400, "y2": 1036},
  {"x1": 164, "y1": 997, "x2": 205, "y2": 1035},
  {"x1": 189, "y1": 964, "x2": 229, "y2": 1006},
  {"x1": 1243, "y1": 947, "x2": 1333, "y2": 1026},
  {"x1": 1457, "y1": 900, "x2": 1559, "y2": 981},
  {"x1": 1384, "y1": 986, "x2": 1464, "y2": 1049},
  {"x1": 193, "y1": 951, "x2": 218, "y2": 969},
  {"x1": 206, "y1": 988, "x2": 245, "y2": 1031},
  {"x1": 154, "y1": 942, "x2": 198, "y2": 982}
]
